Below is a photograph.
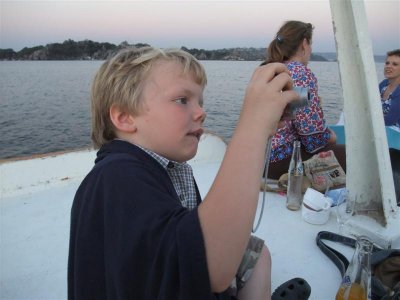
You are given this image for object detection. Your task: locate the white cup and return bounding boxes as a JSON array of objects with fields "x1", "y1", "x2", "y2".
[{"x1": 302, "y1": 187, "x2": 332, "y2": 225}]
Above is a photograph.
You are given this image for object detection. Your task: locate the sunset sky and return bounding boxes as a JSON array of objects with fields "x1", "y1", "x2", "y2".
[{"x1": 1, "y1": 0, "x2": 399, "y2": 55}]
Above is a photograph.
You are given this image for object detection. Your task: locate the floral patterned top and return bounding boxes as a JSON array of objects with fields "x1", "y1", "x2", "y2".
[
  {"x1": 269, "y1": 61, "x2": 331, "y2": 162},
  {"x1": 379, "y1": 79, "x2": 400, "y2": 129}
]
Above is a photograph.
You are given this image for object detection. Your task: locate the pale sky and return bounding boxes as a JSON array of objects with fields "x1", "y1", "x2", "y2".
[{"x1": 1, "y1": 0, "x2": 399, "y2": 55}]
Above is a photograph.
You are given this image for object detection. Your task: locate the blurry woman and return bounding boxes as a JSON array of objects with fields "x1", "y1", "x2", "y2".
[
  {"x1": 380, "y1": 49, "x2": 400, "y2": 204},
  {"x1": 379, "y1": 49, "x2": 400, "y2": 130}
]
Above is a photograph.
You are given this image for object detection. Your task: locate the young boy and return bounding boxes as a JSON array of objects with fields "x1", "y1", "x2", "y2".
[{"x1": 68, "y1": 47, "x2": 307, "y2": 299}]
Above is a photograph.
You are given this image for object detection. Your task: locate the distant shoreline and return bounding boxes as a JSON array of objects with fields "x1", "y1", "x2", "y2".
[
  {"x1": 0, "y1": 39, "x2": 386, "y2": 62},
  {"x1": 1, "y1": 39, "x2": 326, "y2": 61}
]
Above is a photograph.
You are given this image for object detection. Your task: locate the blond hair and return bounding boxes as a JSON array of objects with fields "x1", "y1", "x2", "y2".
[{"x1": 90, "y1": 46, "x2": 207, "y2": 148}]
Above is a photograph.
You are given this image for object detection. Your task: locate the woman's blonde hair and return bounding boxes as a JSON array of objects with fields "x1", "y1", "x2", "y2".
[
  {"x1": 264, "y1": 20, "x2": 314, "y2": 64},
  {"x1": 90, "y1": 46, "x2": 207, "y2": 148}
]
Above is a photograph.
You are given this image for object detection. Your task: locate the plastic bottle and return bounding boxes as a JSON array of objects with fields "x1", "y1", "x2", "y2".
[
  {"x1": 286, "y1": 140, "x2": 303, "y2": 210},
  {"x1": 335, "y1": 236, "x2": 373, "y2": 300}
]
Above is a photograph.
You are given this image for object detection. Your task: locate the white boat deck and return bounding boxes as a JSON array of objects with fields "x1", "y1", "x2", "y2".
[{"x1": 1, "y1": 133, "x2": 398, "y2": 300}]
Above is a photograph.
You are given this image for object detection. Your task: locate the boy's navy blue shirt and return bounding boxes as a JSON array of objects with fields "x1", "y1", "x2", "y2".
[{"x1": 68, "y1": 140, "x2": 230, "y2": 299}]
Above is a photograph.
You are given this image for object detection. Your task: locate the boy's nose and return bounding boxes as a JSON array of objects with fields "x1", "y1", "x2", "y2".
[
  {"x1": 200, "y1": 111, "x2": 207, "y2": 124},
  {"x1": 195, "y1": 106, "x2": 206, "y2": 123}
]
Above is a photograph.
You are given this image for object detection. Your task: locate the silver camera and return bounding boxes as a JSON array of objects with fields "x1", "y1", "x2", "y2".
[{"x1": 282, "y1": 86, "x2": 310, "y2": 119}]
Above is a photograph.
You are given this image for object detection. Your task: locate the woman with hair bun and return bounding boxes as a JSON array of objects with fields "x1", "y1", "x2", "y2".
[{"x1": 262, "y1": 20, "x2": 346, "y2": 179}]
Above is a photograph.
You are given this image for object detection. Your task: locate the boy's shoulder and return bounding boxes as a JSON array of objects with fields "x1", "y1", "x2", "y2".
[
  {"x1": 75, "y1": 140, "x2": 177, "y2": 204},
  {"x1": 85, "y1": 140, "x2": 170, "y2": 186},
  {"x1": 72, "y1": 140, "x2": 182, "y2": 221},
  {"x1": 94, "y1": 140, "x2": 161, "y2": 170}
]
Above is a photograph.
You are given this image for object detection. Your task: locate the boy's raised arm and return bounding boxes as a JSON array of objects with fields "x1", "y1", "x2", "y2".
[{"x1": 198, "y1": 63, "x2": 300, "y2": 292}]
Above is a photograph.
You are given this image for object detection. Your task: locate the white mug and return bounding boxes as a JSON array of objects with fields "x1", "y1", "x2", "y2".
[{"x1": 302, "y1": 187, "x2": 332, "y2": 225}]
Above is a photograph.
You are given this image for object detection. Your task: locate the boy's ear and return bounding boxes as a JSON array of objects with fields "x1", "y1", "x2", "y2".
[{"x1": 109, "y1": 104, "x2": 137, "y2": 133}]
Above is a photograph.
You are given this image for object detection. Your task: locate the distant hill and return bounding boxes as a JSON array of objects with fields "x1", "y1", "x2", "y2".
[
  {"x1": 314, "y1": 52, "x2": 337, "y2": 61},
  {"x1": 315, "y1": 52, "x2": 386, "y2": 63},
  {"x1": 0, "y1": 39, "x2": 328, "y2": 62},
  {"x1": 373, "y1": 55, "x2": 386, "y2": 63},
  {"x1": 0, "y1": 39, "x2": 385, "y2": 62}
]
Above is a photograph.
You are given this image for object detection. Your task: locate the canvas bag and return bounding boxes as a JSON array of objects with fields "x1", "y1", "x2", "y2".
[{"x1": 303, "y1": 150, "x2": 346, "y2": 192}]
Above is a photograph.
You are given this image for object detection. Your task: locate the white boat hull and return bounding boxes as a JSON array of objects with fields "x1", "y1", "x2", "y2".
[{"x1": 2, "y1": 133, "x2": 398, "y2": 299}]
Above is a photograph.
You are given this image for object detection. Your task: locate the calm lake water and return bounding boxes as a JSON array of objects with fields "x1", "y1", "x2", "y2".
[{"x1": 0, "y1": 60, "x2": 384, "y2": 159}]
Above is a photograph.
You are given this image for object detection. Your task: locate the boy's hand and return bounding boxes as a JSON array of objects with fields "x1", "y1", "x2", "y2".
[{"x1": 242, "y1": 63, "x2": 300, "y2": 137}]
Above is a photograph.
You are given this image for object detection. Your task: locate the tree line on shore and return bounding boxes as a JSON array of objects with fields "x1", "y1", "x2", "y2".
[{"x1": 0, "y1": 39, "x2": 330, "y2": 61}]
